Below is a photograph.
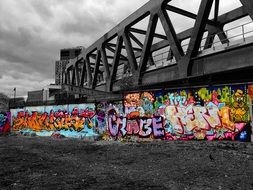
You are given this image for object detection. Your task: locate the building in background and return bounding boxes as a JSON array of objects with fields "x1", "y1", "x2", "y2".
[
  {"x1": 55, "y1": 60, "x2": 68, "y2": 85},
  {"x1": 60, "y1": 47, "x2": 83, "y2": 60},
  {"x1": 26, "y1": 90, "x2": 44, "y2": 103},
  {"x1": 26, "y1": 84, "x2": 62, "y2": 104},
  {"x1": 12, "y1": 46, "x2": 85, "y2": 106},
  {"x1": 0, "y1": 93, "x2": 9, "y2": 112},
  {"x1": 55, "y1": 46, "x2": 84, "y2": 85}
]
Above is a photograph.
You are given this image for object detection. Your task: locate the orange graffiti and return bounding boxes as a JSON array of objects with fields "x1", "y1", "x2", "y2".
[
  {"x1": 124, "y1": 93, "x2": 140, "y2": 107},
  {"x1": 13, "y1": 108, "x2": 95, "y2": 132},
  {"x1": 127, "y1": 111, "x2": 140, "y2": 120}
]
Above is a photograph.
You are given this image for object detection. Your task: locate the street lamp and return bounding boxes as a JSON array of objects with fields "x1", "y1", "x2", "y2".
[{"x1": 13, "y1": 87, "x2": 16, "y2": 103}]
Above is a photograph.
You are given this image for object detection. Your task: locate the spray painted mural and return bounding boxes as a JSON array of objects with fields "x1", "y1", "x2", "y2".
[
  {"x1": 11, "y1": 104, "x2": 100, "y2": 138},
  {"x1": 106, "y1": 85, "x2": 250, "y2": 141},
  {"x1": 106, "y1": 92, "x2": 166, "y2": 140},
  {"x1": 10, "y1": 85, "x2": 251, "y2": 141},
  {"x1": 0, "y1": 112, "x2": 11, "y2": 134}
]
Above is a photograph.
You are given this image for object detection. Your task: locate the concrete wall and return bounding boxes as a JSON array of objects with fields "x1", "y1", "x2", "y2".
[{"x1": 10, "y1": 84, "x2": 252, "y2": 141}]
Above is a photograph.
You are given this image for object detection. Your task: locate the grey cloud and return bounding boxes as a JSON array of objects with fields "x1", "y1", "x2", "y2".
[
  {"x1": 0, "y1": 23, "x2": 72, "y2": 79},
  {"x1": 61, "y1": 12, "x2": 117, "y2": 37},
  {"x1": 30, "y1": 0, "x2": 53, "y2": 21}
]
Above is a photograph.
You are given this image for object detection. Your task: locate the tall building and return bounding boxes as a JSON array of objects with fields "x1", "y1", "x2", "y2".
[
  {"x1": 55, "y1": 60, "x2": 68, "y2": 85},
  {"x1": 60, "y1": 46, "x2": 83, "y2": 60},
  {"x1": 55, "y1": 46, "x2": 84, "y2": 85}
]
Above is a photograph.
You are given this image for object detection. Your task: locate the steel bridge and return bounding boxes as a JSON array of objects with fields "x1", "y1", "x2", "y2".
[{"x1": 62, "y1": 0, "x2": 253, "y2": 98}]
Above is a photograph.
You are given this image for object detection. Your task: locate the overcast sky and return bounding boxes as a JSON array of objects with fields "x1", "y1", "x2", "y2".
[{"x1": 0, "y1": 0, "x2": 244, "y2": 98}]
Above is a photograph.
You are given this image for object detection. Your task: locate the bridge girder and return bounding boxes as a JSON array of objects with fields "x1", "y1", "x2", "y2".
[{"x1": 63, "y1": 0, "x2": 253, "y2": 96}]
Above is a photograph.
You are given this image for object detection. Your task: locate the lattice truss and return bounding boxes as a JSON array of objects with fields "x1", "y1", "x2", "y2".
[{"x1": 63, "y1": 0, "x2": 253, "y2": 92}]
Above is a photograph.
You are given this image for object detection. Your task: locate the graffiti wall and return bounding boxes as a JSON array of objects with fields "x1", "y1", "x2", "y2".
[
  {"x1": 11, "y1": 104, "x2": 101, "y2": 138},
  {"x1": 0, "y1": 112, "x2": 11, "y2": 134},
  {"x1": 106, "y1": 92, "x2": 165, "y2": 141},
  {"x1": 10, "y1": 84, "x2": 252, "y2": 141},
  {"x1": 106, "y1": 85, "x2": 251, "y2": 141}
]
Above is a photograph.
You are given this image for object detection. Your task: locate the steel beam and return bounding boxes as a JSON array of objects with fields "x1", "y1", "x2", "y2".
[
  {"x1": 240, "y1": 0, "x2": 253, "y2": 20},
  {"x1": 107, "y1": 42, "x2": 142, "y2": 52},
  {"x1": 165, "y1": 5, "x2": 218, "y2": 27},
  {"x1": 214, "y1": 0, "x2": 219, "y2": 22},
  {"x1": 85, "y1": 55, "x2": 92, "y2": 87},
  {"x1": 204, "y1": 32, "x2": 215, "y2": 49},
  {"x1": 105, "y1": 45, "x2": 128, "y2": 60},
  {"x1": 92, "y1": 50, "x2": 101, "y2": 89},
  {"x1": 108, "y1": 36, "x2": 123, "y2": 91},
  {"x1": 129, "y1": 32, "x2": 144, "y2": 47},
  {"x1": 130, "y1": 28, "x2": 167, "y2": 40},
  {"x1": 75, "y1": 60, "x2": 83, "y2": 86},
  {"x1": 178, "y1": 0, "x2": 214, "y2": 77},
  {"x1": 123, "y1": 32, "x2": 138, "y2": 75},
  {"x1": 148, "y1": 6, "x2": 247, "y2": 55},
  {"x1": 75, "y1": 66, "x2": 80, "y2": 86},
  {"x1": 138, "y1": 14, "x2": 158, "y2": 81},
  {"x1": 100, "y1": 45, "x2": 110, "y2": 83},
  {"x1": 129, "y1": 32, "x2": 155, "y2": 66},
  {"x1": 80, "y1": 59, "x2": 86, "y2": 87},
  {"x1": 158, "y1": 8, "x2": 184, "y2": 61},
  {"x1": 218, "y1": 7, "x2": 247, "y2": 24},
  {"x1": 186, "y1": 0, "x2": 214, "y2": 58}
]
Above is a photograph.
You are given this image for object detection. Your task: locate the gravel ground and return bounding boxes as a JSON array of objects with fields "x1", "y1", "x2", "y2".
[{"x1": 0, "y1": 136, "x2": 253, "y2": 190}]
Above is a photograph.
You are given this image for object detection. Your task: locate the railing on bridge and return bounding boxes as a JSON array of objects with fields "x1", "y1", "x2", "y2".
[
  {"x1": 199, "y1": 20, "x2": 253, "y2": 51},
  {"x1": 80, "y1": 20, "x2": 253, "y2": 85},
  {"x1": 145, "y1": 20, "x2": 253, "y2": 73}
]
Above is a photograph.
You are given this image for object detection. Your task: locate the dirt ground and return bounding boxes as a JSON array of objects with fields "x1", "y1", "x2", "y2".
[{"x1": 0, "y1": 136, "x2": 252, "y2": 190}]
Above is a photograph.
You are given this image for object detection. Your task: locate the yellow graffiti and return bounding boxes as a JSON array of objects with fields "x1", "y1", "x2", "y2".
[
  {"x1": 231, "y1": 89, "x2": 248, "y2": 122},
  {"x1": 220, "y1": 106, "x2": 235, "y2": 131},
  {"x1": 220, "y1": 86, "x2": 230, "y2": 103},
  {"x1": 198, "y1": 88, "x2": 211, "y2": 102}
]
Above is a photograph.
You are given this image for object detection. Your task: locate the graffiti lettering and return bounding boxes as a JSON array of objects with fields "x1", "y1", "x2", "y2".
[
  {"x1": 108, "y1": 113, "x2": 165, "y2": 138},
  {"x1": 12, "y1": 108, "x2": 96, "y2": 132}
]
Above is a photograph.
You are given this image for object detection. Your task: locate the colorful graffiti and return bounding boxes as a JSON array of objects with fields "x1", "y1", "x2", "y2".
[
  {"x1": 248, "y1": 84, "x2": 253, "y2": 101},
  {"x1": 11, "y1": 104, "x2": 100, "y2": 138},
  {"x1": 107, "y1": 114, "x2": 165, "y2": 139},
  {"x1": 0, "y1": 112, "x2": 11, "y2": 134},
  {"x1": 110, "y1": 85, "x2": 250, "y2": 140},
  {"x1": 155, "y1": 85, "x2": 249, "y2": 140},
  {"x1": 124, "y1": 92, "x2": 155, "y2": 118},
  {"x1": 10, "y1": 85, "x2": 251, "y2": 141}
]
